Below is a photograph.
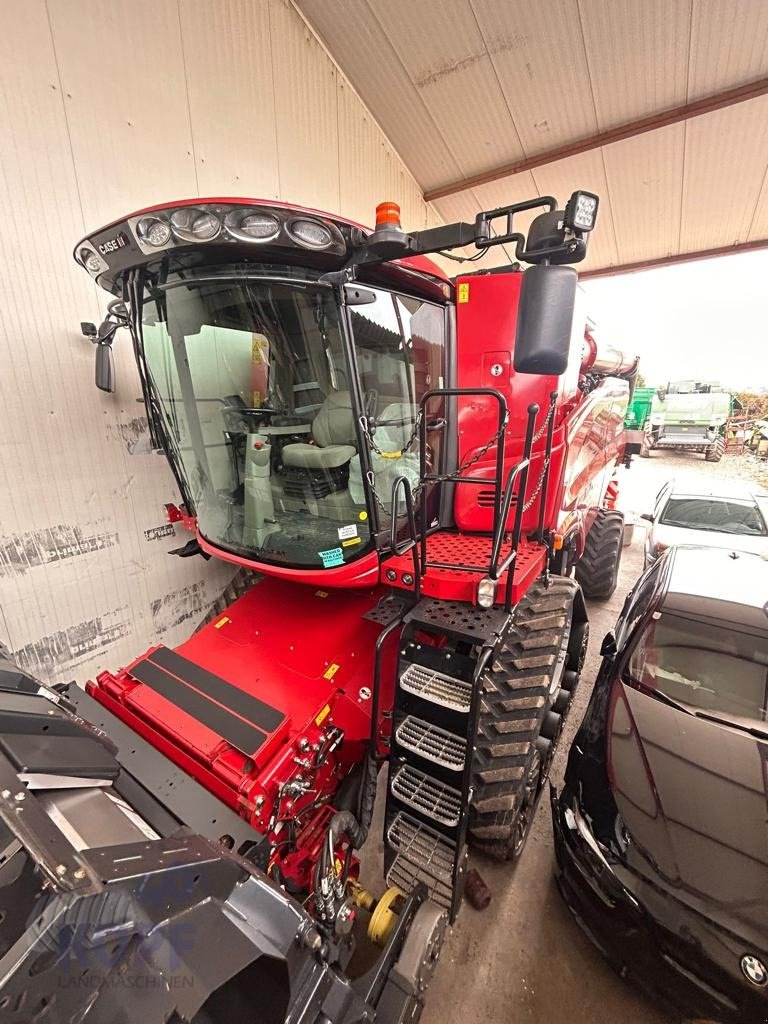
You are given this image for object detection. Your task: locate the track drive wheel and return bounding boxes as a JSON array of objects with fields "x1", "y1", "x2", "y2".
[
  {"x1": 704, "y1": 436, "x2": 725, "y2": 462},
  {"x1": 575, "y1": 509, "x2": 624, "y2": 601},
  {"x1": 470, "y1": 576, "x2": 587, "y2": 862}
]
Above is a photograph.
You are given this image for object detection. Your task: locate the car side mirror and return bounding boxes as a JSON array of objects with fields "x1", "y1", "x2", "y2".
[
  {"x1": 514, "y1": 264, "x2": 577, "y2": 376},
  {"x1": 600, "y1": 631, "x2": 618, "y2": 659},
  {"x1": 640, "y1": 512, "x2": 653, "y2": 522},
  {"x1": 95, "y1": 342, "x2": 115, "y2": 393}
]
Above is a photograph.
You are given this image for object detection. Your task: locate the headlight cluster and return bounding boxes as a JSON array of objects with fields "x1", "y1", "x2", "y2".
[{"x1": 129, "y1": 204, "x2": 342, "y2": 256}]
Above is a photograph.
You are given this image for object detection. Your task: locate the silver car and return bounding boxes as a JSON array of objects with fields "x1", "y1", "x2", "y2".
[{"x1": 642, "y1": 477, "x2": 768, "y2": 567}]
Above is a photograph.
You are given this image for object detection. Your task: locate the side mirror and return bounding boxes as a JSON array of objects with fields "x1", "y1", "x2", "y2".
[
  {"x1": 514, "y1": 264, "x2": 577, "y2": 376},
  {"x1": 95, "y1": 342, "x2": 115, "y2": 393},
  {"x1": 81, "y1": 321, "x2": 97, "y2": 339},
  {"x1": 640, "y1": 512, "x2": 654, "y2": 522},
  {"x1": 600, "y1": 631, "x2": 618, "y2": 659}
]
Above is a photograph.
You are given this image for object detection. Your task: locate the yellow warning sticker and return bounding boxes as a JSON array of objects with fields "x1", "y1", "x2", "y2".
[
  {"x1": 342, "y1": 536, "x2": 362, "y2": 548},
  {"x1": 315, "y1": 590, "x2": 329, "y2": 598},
  {"x1": 323, "y1": 664, "x2": 340, "y2": 681},
  {"x1": 458, "y1": 282, "x2": 470, "y2": 303},
  {"x1": 358, "y1": 510, "x2": 368, "y2": 521},
  {"x1": 315, "y1": 703, "x2": 332, "y2": 725},
  {"x1": 213, "y1": 616, "x2": 230, "y2": 629}
]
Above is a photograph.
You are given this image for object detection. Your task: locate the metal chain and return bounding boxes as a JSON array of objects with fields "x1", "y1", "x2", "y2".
[
  {"x1": 521, "y1": 456, "x2": 549, "y2": 513},
  {"x1": 531, "y1": 399, "x2": 555, "y2": 445},
  {"x1": 359, "y1": 409, "x2": 423, "y2": 460},
  {"x1": 363, "y1": 410, "x2": 510, "y2": 512}
]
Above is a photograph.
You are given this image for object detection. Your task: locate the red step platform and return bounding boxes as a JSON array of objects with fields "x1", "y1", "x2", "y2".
[{"x1": 384, "y1": 532, "x2": 547, "y2": 606}]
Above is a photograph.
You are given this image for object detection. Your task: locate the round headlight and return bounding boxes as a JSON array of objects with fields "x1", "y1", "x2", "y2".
[
  {"x1": 81, "y1": 248, "x2": 101, "y2": 274},
  {"x1": 136, "y1": 217, "x2": 171, "y2": 248},
  {"x1": 170, "y1": 208, "x2": 221, "y2": 243},
  {"x1": 224, "y1": 210, "x2": 280, "y2": 242},
  {"x1": 288, "y1": 218, "x2": 333, "y2": 250},
  {"x1": 191, "y1": 212, "x2": 221, "y2": 241}
]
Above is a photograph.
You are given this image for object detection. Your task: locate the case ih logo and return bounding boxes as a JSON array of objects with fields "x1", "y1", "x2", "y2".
[{"x1": 98, "y1": 232, "x2": 128, "y2": 256}]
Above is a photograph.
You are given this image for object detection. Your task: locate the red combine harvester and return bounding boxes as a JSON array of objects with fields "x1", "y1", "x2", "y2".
[{"x1": 0, "y1": 191, "x2": 636, "y2": 1023}]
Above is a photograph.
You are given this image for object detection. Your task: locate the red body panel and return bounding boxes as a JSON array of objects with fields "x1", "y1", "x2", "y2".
[
  {"x1": 197, "y1": 531, "x2": 382, "y2": 588},
  {"x1": 87, "y1": 577, "x2": 398, "y2": 888},
  {"x1": 452, "y1": 271, "x2": 628, "y2": 553}
]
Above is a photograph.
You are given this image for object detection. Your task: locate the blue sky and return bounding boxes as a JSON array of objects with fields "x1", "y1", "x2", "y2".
[{"x1": 581, "y1": 248, "x2": 768, "y2": 392}]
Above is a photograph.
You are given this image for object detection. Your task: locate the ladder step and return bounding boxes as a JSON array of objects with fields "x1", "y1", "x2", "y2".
[
  {"x1": 399, "y1": 663, "x2": 472, "y2": 712},
  {"x1": 395, "y1": 716, "x2": 466, "y2": 771},
  {"x1": 386, "y1": 812, "x2": 456, "y2": 908},
  {"x1": 391, "y1": 764, "x2": 462, "y2": 827}
]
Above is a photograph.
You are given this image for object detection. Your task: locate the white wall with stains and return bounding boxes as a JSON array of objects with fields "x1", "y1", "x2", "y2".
[{"x1": 0, "y1": 0, "x2": 439, "y2": 686}]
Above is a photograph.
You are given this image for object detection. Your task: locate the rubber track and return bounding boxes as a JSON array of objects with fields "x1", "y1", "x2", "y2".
[
  {"x1": 469, "y1": 575, "x2": 581, "y2": 858},
  {"x1": 195, "y1": 568, "x2": 261, "y2": 631},
  {"x1": 574, "y1": 509, "x2": 624, "y2": 600}
]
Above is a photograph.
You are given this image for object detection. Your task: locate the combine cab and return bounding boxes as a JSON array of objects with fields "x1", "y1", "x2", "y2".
[{"x1": 0, "y1": 191, "x2": 637, "y2": 1022}]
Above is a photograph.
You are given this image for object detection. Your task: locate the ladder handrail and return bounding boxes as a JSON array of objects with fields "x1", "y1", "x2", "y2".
[
  {"x1": 418, "y1": 387, "x2": 508, "y2": 579},
  {"x1": 390, "y1": 475, "x2": 421, "y2": 601}
]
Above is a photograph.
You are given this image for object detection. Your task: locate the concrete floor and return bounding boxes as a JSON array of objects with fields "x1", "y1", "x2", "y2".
[{"x1": 363, "y1": 449, "x2": 744, "y2": 1024}]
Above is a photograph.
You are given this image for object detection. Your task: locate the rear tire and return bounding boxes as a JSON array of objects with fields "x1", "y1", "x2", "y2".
[
  {"x1": 575, "y1": 509, "x2": 624, "y2": 600},
  {"x1": 470, "y1": 577, "x2": 585, "y2": 861},
  {"x1": 705, "y1": 436, "x2": 725, "y2": 462}
]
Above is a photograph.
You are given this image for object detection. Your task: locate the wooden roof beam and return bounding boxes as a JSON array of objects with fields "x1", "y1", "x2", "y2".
[
  {"x1": 580, "y1": 238, "x2": 768, "y2": 279},
  {"x1": 423, "y1": 77, "x2": 768, "y2": 202}
]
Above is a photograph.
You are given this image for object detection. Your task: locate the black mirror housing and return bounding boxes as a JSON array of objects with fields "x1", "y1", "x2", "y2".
[
  {"x1": 81, "y1": 321, "x2": 97, "y2": 338},
  {"x1": 600, "y1": 631, "x2": 618, "y2": 659},
  {"x1": 640, "y1": 512, "x2": 654, "y2": 522},
  {"x1": 514, "y1": 264, "x2": 577, "y2": 376},
  {"x1": 95, "y1": 343, "x2": 115, "y2": 393}
]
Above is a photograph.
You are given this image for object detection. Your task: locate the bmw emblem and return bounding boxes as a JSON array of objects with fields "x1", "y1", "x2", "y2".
[{"x1": 740, "y1": 954, "x2": 768, "y2": 987}]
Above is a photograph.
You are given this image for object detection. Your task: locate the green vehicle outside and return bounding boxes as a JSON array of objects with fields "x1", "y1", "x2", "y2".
[{"x1": 640, "y1": 381, "x2": 734, "y2": 462}]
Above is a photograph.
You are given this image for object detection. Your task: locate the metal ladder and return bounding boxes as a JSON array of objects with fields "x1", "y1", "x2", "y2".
[{"x1": 383, "y1": 599, "x2": 510, "y2": 921}]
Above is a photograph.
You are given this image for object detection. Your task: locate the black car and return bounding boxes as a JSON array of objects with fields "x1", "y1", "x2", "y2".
[{"x1": 552, "y1": 545, "x2": 768, "y2": 1023}]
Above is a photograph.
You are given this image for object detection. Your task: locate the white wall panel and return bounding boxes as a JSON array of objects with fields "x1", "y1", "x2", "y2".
[
  {"x1": 0, "y1": 0, "x2": 442, "y2": 687},
  {"x1": 180, "y1": 0, "x2": 281, "y2": 198},
  {"x1": 270, "y1": 0, "x2": 340, "y2": 211},
  {"x1": 46, "y1": 0, "x2": 198, "y2": 229}
]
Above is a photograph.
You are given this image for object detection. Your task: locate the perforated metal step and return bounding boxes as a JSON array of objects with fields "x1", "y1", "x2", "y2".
[
  {"x1": 391, "y1": 764, "x2": 462, "y2": 827},
  {"x1": 395, "y1": 716, "x2": 466, "y2": 771},
  {"x1": 399, "y1": 663, "x2": 472, "y2": 713},
  {"x1": 386, "y1": 812, "x2": 456, "y2": 908}
]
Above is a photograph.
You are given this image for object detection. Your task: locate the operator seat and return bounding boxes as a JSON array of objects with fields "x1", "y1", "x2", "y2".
[{"x1": 281, "y1": 390, "x2": 357, "y2": 470}]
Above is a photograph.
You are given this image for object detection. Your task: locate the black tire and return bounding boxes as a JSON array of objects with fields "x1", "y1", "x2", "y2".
[
  {"x1": 575, "y1": 509, "x2": 624, "y2": 601},
  {"x1": 470, "y1": 576, "x2": 584, "y2": 861},
  {"x1": 195, "y1": 568, "x2": 260, "y2": 631},
  {"x1": 704, "y1": 436, "x2": 725, "y2": 462}
]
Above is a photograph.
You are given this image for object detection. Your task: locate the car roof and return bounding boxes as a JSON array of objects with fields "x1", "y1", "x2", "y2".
[
  {"x1": 663, "y1": 476, "x2": 766, "y2": 501},
  {"x1": 662, "y1": 545, "x2": 768, "y2": 633}
]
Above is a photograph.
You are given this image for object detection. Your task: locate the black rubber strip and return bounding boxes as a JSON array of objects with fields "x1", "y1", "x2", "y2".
[
  {"x1": 129, "y1": 659, "x2": 266, "y2": 757},
  {"x1": 148, "y1": 646, "x2": 284, "y2": 735}
]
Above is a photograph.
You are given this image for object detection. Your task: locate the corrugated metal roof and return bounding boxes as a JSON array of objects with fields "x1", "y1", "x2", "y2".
[{"x1": 296, "y1": 0, "x2": 768, "y2": 274}]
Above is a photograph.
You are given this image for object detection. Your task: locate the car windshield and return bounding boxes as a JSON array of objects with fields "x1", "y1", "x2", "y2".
[
  {"x1": 628, "y1": 613, "x2": 768, "y2": 725},
  {"x1": 139, "y1": 270, "x2": 445, "y2": 570},
  {"x1": 659, "y1": 496, "x2": 766, "y2": 535}
]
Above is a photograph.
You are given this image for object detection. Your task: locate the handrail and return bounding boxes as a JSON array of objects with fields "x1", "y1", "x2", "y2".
[
  {"x1": 418, "y1": 388, "x2": 508, "y2": 577},
  {"x1": 389, "y1": 475, "x2": 421, "y2": 601},
  {"x1": 488, "y1": 457, "x2": 530, "y2": 576}
]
